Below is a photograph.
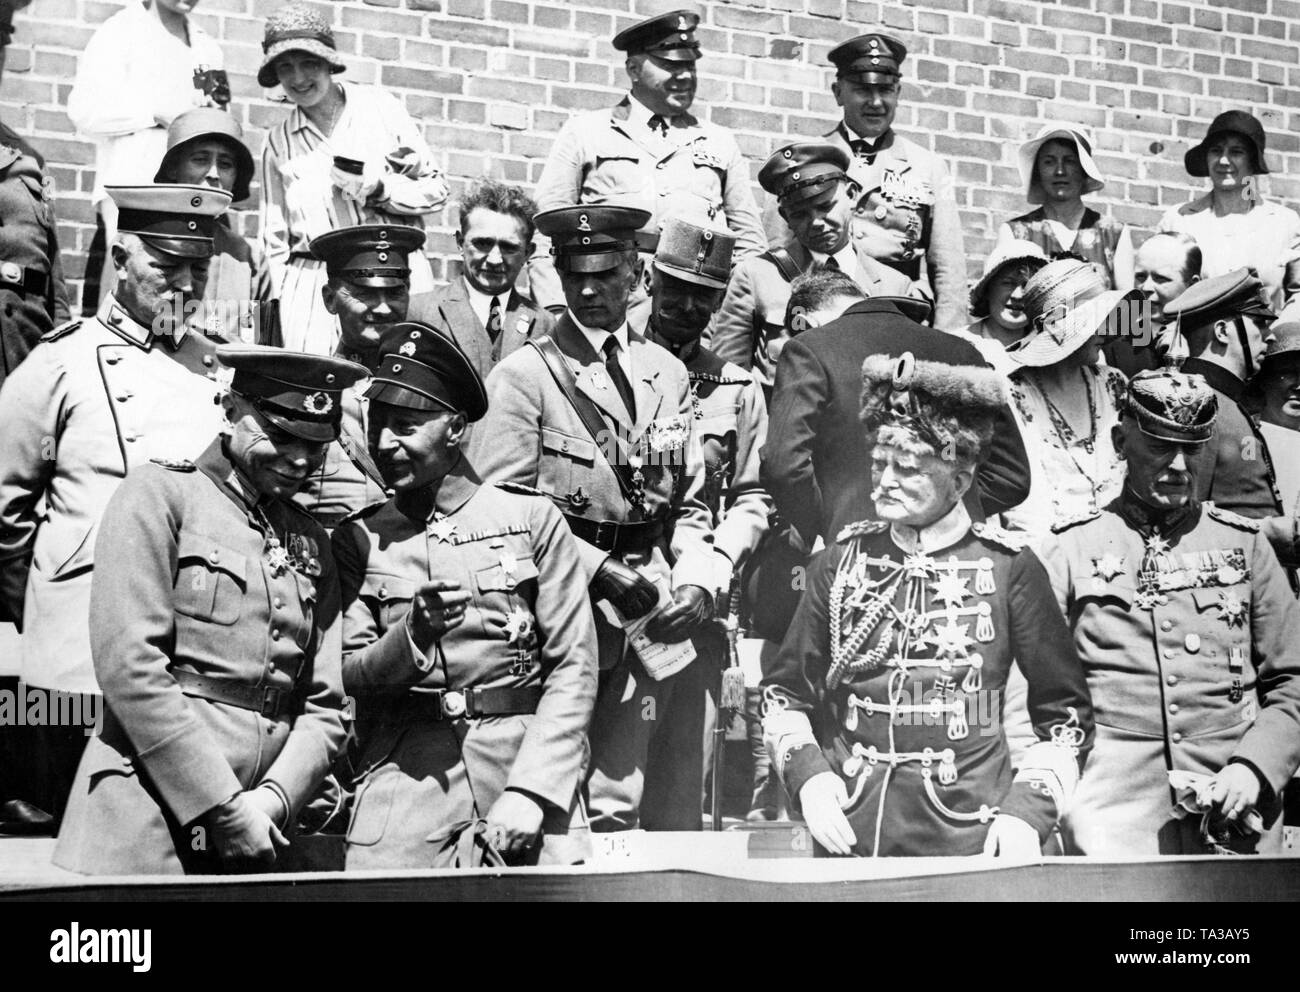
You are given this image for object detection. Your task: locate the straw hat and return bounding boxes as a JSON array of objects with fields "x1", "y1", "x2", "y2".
[
  {"x1": 969, "y1": 239, "x2": 1048, "y2": 317},
  {"x1": 1011, "y1": 258, "x2": 1140, "y2": 368},
  {"x1": 1019, "y1": 123, "x2": 1105, "y2": 205},
  {"x1": 258, "y1": 3, "x2": 347, "y2": 89}
]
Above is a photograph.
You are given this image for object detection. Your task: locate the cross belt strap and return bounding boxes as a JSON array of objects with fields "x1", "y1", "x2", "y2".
[
  {"x1": 527, "y1": 336, "x2": 645, "y2": 510},
  {"x1": 403, "y1": 686, "x2": 543, "y2": 721},
  {"x1": 171, "y1": 668, "x2": 297, "y2": 719}
]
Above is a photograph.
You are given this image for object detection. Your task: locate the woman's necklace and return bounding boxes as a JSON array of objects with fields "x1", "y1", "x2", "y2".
[{"x1": 1039, "y1": 366, "x2": 1097, "y2": 451}]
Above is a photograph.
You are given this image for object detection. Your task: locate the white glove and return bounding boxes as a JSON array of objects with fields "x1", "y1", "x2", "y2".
[
  {"x1": 798, "y1": 772, "x2": 857, "y2": 856},
  {"x1": 330, "y1": 161, "x2": 383, "y2": 203},
  {"x1": 982, "y1": 813, "x2": 1040, "y2": 860}
]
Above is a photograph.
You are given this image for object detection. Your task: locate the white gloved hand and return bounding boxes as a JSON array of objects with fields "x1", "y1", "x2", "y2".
[
  {"x1": 798, "y1": 771, "x2": 857, "y2": 856},
  {"x1": 330, "y1": 161, "x2": 383, "y2": 203},
  {"x1": 982, "y1": 813, "x2": 1040, "y2": 860}
]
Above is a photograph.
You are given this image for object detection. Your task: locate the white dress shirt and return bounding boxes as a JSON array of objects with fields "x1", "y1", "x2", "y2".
[
  {"x1": 463, "y1": 278, "x2": 501, "y2": 331},
  {"x1": 573, "y1": 317, "x2": 633, "y2": 380}
]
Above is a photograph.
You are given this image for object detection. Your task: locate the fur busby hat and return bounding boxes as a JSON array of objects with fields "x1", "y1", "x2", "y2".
[{"x1": 860, "y1": 352, "x2": 1007, "y2": 467}]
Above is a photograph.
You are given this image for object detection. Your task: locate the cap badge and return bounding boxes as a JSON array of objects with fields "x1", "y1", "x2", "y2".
[
  {"x1": 1165, "y1": 385, "x2": 1211, "y2": 426},
  {"x1": 379, "y1": 230, "x2": 388, "y2": 239},
  {"x1": 399, "y1": 340, "x2": 417, "y2": 356},
  {"x1": 191, "y1": 195, "x2": 202, "y2": 208},
  {"x1": 304, "y1": 392, "x2": 334, "y2": 414},
  {"x1": 377, "y1": 251, "x2": 389, "y2": 262},
  {"x1": 325, "y1": 373, "x2": 335, "y2": 384},
  {"x1": 188, "y1": 221, "x2": 197, "y2": 231},
  {"x1": 783, "y1": 149, "x2": 793, "y2": 158},
  {"x1": 410, "y1": 329, "x2": 420, "y2": 339},
  {"x1": 578, "y1": 213, "x2": 591, "y2": 233},
  {"x1": 678, "y1": 14, "x2": 689, "y2": 30}
]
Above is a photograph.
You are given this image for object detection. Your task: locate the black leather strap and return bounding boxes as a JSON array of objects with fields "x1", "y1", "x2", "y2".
[
  {"x1": 562, "y1": 513, "x2": 664, "y2": 555},
  {"x1": 172, "y1": 668, "x2": 295, "y2": 719},
  {"x1": 0, "y1": 263, "x2": 48, "y2": 299},
  {"x1": 760, "y1": 247, "x2": 801, "y2": 283},
  {"x1": 404, "y1": 686, "x2": 542, "y2": 721}
]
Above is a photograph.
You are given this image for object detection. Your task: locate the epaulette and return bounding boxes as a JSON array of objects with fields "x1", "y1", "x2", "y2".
[
  {"x1": 496, "y1": 481, "x2": 547, "y2": 498},
  {"x1": 339, "y1": 500, "x2": 387, "y2": 525},
  {"x1": 1050, "y1": 508, "x2": 1101, "y2": 534},
  {"x1": 149, "y1": 457, "x2": 195, "y2": 472},
  {"x1": 972, "y1": 519, "x2": 1029, "y2": 553},
  {"x1": 836, "y1": 519, "x2": 888, "y2": 543},
  {"x1": 1205, "y1": 503, "x2": 1262, "y2": 532},
  {"x1": 41, "y1": 317, "x2": 81, "y2": 343}
]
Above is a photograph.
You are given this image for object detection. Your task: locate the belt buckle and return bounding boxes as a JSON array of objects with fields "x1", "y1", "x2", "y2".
[
  {"x1": 261, "y1": 686, "x2": 283, "y2": 718},
  {"x1": 440, "y1": 689, "x2": 467, "y2": 719},
  {"x1": 0, "y1": 262, "x2": 20, "y2": 286}
]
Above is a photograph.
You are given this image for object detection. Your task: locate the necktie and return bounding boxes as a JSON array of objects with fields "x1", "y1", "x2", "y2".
[
  {"x1": 602, "y1": 336, "x2": 636, "y2": 421},
  {"x1": 850, "y1": 139, "x2": 877, "y2": 166},
  {"x1": 648, "y1": 113, "x2": 669, "y2": 138},
  {"x1": 823, "y1": 255, "x2": 840, "y2": 272},
  {"x1": 486, "y1": 295, "x2": 502, "y2": 342}
]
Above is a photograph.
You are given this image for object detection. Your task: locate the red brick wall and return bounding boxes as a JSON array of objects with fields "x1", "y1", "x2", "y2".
[{"x1": 4, "y1": 0, "x2": 1297, "y2": 297}]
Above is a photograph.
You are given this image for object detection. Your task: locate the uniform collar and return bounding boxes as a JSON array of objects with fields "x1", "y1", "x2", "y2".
[
  {"x1": 890, "y1": 501, "x2": 971, "y2": 555},
  {"x1": 646, "y1": 318, "x2": 701, "y2": 364},
  {"x1": 625, "y1": 91, "x2": 682, "y2": 131},
  {"x1": 838, "y1": 121, "x2": 895, "y2": 153},
  {"x1": 394, "y1": 454, "x2": 482, "y2": 522},
  {"x1": 99, "y1": 293, "x2": 185, "y2": 350},
  {"x1": 334, "y1": 342, "x2": 379, "y2": 373},
  {"x1": 196, "y1": 437, "x2": 264, "y2": 515},
  {"x1": 1112, "y1": 487, "x2": 1201, "y2": 542},
  {"x1": 809, "y1": 241, "x2": 858, "y2": 273},
  {"x1": 1181, "y1": 357, "x2": 1245, "y2": 403}
]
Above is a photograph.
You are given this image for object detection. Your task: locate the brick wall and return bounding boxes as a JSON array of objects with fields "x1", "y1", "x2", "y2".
[{"x1": 4, "y1": 0, "x2": 1298, "y2": 298}]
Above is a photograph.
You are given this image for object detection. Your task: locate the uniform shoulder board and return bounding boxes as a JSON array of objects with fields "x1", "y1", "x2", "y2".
[
  {"x1": 496, "y1": 481, "x2": 547, "y2": 498},
  {"x1": 1050, "y1": 508, "x2": 1101, "y2": 534},
  {"x1": 149, "y1": 457, "x2": 195, "y2": 472},
  {"x1": 836, "y1": 519, "x2": 888, "y2": 543},
  {"x1": 338, "y1": 500, "x2": 387, "y2": 526},
  {"x1": 1206, "y1": 503, "x2": 1262, "y2": 532},
  {"x1": 41, "y1": 317, "x2": 82, "y2": 343},
  {"x1": 972, "y1": 520, "x2": 1029, "y2": 552}
]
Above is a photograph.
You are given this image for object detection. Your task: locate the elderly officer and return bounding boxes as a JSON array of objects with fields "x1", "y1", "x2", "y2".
[
  {"x1": 1166, "y1": 269, "x2": 1298, "y2": 566},
  {"x1": 293, "y1": 224, "x2": 425, "y2": 529},
  {"x1": 408, "y1": 178, "x2": 555, "y2": 379},
  {"x1": 1042, "y1": 369, "x2": 1300, "y2": 855},
  {"x1": 471, "y1": 204, "x2": 716, "y2": 831},
  {"x1": 0, "y1": 117, "x2": 70, "y2": 388},
  {"x1": 54, "y1": 345, "x2": 365, "y2": 874},
  {"x1": 644, "y1": 218, "x2": 771, "y2": 819},
  {"x1": 711, "y1": 142, "x2": 915, "y2": 389},
  {"x1": 764, "y1": 353, "x2": 1093, "y2": 857},
  {"x1": 0, "y1": 183, "x2": 230, "y2": 821},
  {"x1": 334, "y1": 321, "x2": 597, "y2": 868},
  {"x1": 530, "y1": 8, "x2": 766, "y2": 323},
  {"x1": 153, "y1": 107, "x2": 272, "y2": 345},
  {"x1": 767, "y1": 32, "x2": 965, "y2": 330}
]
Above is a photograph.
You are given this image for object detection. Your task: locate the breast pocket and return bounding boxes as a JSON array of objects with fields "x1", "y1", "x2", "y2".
[
  {"x1": 174, "y1": 533, "x2": 247, "y2": 626},
  {"x1": 360, "y1": 572, "x2": 416, "y2": 633},
  {"x1": 540, "y1": 427, "x2": 596, "y2": 497},
  {"x1": 472, "y1": 550, "x2": 540, "y2": 639},
  {"x1": 585, "y1": 147, "x2": 651, "y2": 202}
]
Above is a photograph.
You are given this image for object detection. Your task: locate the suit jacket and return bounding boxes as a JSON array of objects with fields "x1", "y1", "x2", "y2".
[
  {"x1": 0, "y1": 295, "x2": 225, "y2": 693},
  {"x1": 468, "y1": 314, "x2": 715, "y2": 666},
  {"x1": 407, "y1": 277, "x2": 555, "y2": 381},
  {"x1": 708, "y1": 237, "x2": 919, "y2": 388},
  {"x1": 53, "y1": 441, "x2": 346, "y2": 874},
  {"x1": 1043, "y1": 501, "x2": 1300, "y2": 855},
  {"x1": 762, "y1": 298, "x2": 1032, "y2": 546},
  {"x1": 762, "y1": 126, "x2": 967, "y2": 331},
  {"x1": 527, "y1": 96, "x2": 767, "y2": 311},
  {"x1": 332, "y1": 460, "x2": 598, "y2": 867}
]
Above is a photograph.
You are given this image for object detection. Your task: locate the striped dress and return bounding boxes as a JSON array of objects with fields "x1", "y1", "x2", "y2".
[{"x1": 260, "y1": 81, "x2": 448, "y2": 354}]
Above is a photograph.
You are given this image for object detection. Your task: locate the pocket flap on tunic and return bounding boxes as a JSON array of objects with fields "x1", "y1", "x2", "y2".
[
  {"x1": 541, "y1": 427, "x2": 595, "y2": 463},
  {"x1": 177, "y1": 532, "x2": 247, "y2": 584}
]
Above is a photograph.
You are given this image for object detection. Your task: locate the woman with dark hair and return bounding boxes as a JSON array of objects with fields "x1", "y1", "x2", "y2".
[
  {"x1": 154, "y1": 108, "x2": 272, "y2": 343},
  {"x1": 1160, "y1": 110, "x2": 1300, "y2": 313},
  {"x1": 257, "y1": 2, "x2": 448, "y2": 354},
  {"x1": 997, "y1": 123, "x2": 1133, "y2": 292}
]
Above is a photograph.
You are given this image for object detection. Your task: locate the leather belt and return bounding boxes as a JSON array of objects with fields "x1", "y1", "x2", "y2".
[
  {"x1": 562, "y1": 513, "x2": 665, "y2": 555},
  {"x1": 172, "y1": 668, "x2": 295, "y2": 719},
  {"x1": 0, "y1": 262, "x2": 48, "y2": 299},
  {"x1": 403, "y1": 686, "x2": 542, "y2": 721}
]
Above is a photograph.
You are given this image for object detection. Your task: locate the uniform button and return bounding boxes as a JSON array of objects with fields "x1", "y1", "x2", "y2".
[
  {"x1": 125, "y1": 433, "x2": 137, "y2": 443},
  {"x1": 378, "y1": 587, "x2": 388, "y2": 600},
  {"x1": 1166, "y1": 675, "x2": 1178, "y2": 687},
  {"x1": 1162, "y1": 648, "x2": 1176, "y2": 659},
  {"x1": 1184, "y1": 633, "x2": 1201, "y2": 653},
  {"x1": 210, "y1": 551, "x2": 220, "y2": 563},
  {"x1": 105, "y1": 354, "x2": 121, "y2": 365},
  {"x1": 656, "y1": 162, "x2": 666, "y2": 169},
  {"x1": 268, "y1": 662, "x2": 276, "y2": 673},
  {"x1": 274, "y1": 597, "x2": 284, "y2": 610},
  {"x1": 1160, "y1": 620, "x2": 1173, "y2": 632},
  {"x1": 202, "y1": 355, "x2": 214, "y2": 367},
  {"x1": 1172, "y1": 732, "x2": 1183, "y2": 743},
  {"x1": 560, "y1": 441, "x2": 569, "y2": 452},
  {"x1": 1168, "y1": 703, "x2": 1179, "y2": 714},
  {"x1": 271, "y1": 629, "x2": 281, "y2": 641},
  {"x1": 115, "y1": 393, "x2": 130, "y2": 402}
]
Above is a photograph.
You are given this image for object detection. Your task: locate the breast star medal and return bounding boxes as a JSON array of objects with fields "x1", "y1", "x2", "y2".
[
  {"x1": 428, "y1": 516, "x2": 457, "y2": 544},
  {"x1": 1092, "y1": 554, "x2": 1126, "y2": 581},
  {"x1": 1217, "y1": 592, "x2": 1248, "y2": 628},
  {"x1": 265, "y1": 541, "x2": 291, "y2": 577},
  {"x1": 929, "y1": 568, "x2": 970, "y2": 609},
  {"x1": 504, "y1": 607, "x2": 534, "y2": 645}
]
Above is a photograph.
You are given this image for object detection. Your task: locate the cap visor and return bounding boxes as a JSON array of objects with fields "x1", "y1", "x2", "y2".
[
  {"x1": 136, "y1": 235, "x2": 214, "y2": 260},
  {"x1": 653, "y1": 260, "x2": 727, "y2": 290},
  {"x1": 1134, "y1": 416, "x2": 1213, "y2": 444},
  {"x1": 261, "y1": 409, "x2": 338, "y2": 444},
  {"x1": 336, "y1": 273, "x2": 410, "y2": 289},
  {"x1": 560, "y1": 252, "x2": 625, "y2": 274},
  {"x1": 366, "y1": 379, "x2": 456, "y2": 412}
]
